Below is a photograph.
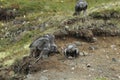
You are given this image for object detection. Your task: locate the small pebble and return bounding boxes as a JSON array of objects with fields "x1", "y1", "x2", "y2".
[
  {"x1": 89, "y1": 46, "x2": 98, "y2": 50},
  {"x1": 71, "y1": 72, "x2": 74, "y2": 74},
  {"x1": 68, "y1": 56, "x2": 73, "y2": 59},
  {"x1": 86, "y1": 64, "x2": 91, "y2": 68},
  {"x1": 118, "y1": 76, "x2": 120, "y2": 79},
  {"x1": 116, "y1": 53, "x2": 119, "y2": 54},
  {"x1": 110, "y1": 45, "x2": 116, "y2": 49},
  {"x1": 90, "y1": 68, "x2": 94, "y2": 71},
  {"x1": 114, "y1": 48, "x2": 117, "y2": 50},
  {"x1": 43, "y1": 70, "x2": 48, "y2": 73},
  {"x1": 88, "y1": 74, "x2": 91, "y2": 77},
  {"x1": 112, "y1": 58, "x2": 117, "y2": 62},
  {"x1": 74, "y1": 41, "x2": 81, "y2": 46},
  {"x1": 93, "y1": 37, "x2": 97, "y2": 42},
  {"x1": 89, "y1": 46, "x2": 95, "y2": 50},
  {"x1": 40, "y1": 76, "x2": 48, "y2": 80},
  {"x1": 106, "y1": 55, "x2": 109, "y2": 59},
  {"x1": 23, "y1": 15, "x2": 26, "y2": 18},
  {"x1": 9, "y1": 71, "x2": 15, "y2": 76},
  {"x1": 79, "y1": 52, "x2": 84, "y2": 56},
  {"x1": 83, "y1": 52, "x2": 88, "y2": 56},
  {"x1": 65, "y1": 26, "x2": 69, "y2": 29}
]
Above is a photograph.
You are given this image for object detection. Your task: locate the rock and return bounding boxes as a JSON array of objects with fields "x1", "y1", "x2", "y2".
[
  {"x1": 65, "y1": 25, "x2": 69, "y2": 30},
  {"x1": 89, "y1": 46, "x2": 98, "y2": 50},
  {"x1": 71, "y1": 72, "x2": 74, "y2": 74},
  {"x1": 116, "y1": 53, "x2": 119, "y2": 55},
  {"x1": 93, "y1": 37, "x2": 97, "y2": 42},
  {"x1": 118, "y1": 75, "x2": 120, "y2": 79},
  {"x1": 74, "y1": 41, "x2": 81, "y2": 46},
  {"x1": 39, "y1": 76, "x2": 48, "y2": 80},
  {"x1": 110, "y1": 45, "x2": 116, "y2": 49},
  {"x1": 79, "y1": 52, "x2": 88, "y2": 56},
  {"x1": 68, "y1": 56, "x2": 73, "y2": 59},
  {"x1": 26, "y1": 74, "x2": 31, "y2": 78},
  {"x1": 112, "y1": 58, "x2": 117, "y2": 62},
  {"x1": 88, "y1": 74, "x2": 91, "y2": 77},
  {"x1": 26, "y1": 74, "x2": 33, "y2": 79},
  {"x1": 106, "y1": 55, "x2": 109, "y2": 59},
  {"x1": 71, "y1": 67, "x2": 75, "y2": 70},
  {"x1": 8, "y1": 71, "x2": 15, "y2": 77},
  {"x1": 114, "y1": 48, "x2": 117, "y2": 50},
  {"x1": 83, "y1": 51, "x2": 88, "y2": 56},
  {"x1": 86, "y1": 64, "x2": 91, "y2": 68},
  {"x1": 79, "y1": 52, "x2": 84, "y2": 56},
  {"x1": 13, "y1": 19, "x2": 24, "y2": 24},
  {"x1": 42, "y1": 70, "x2": 48, "y2": 73}
]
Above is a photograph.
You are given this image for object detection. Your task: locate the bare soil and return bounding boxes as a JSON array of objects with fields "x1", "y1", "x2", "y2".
[{"x1": 19, "y1": 37, "x2": 120, "y2": 80}]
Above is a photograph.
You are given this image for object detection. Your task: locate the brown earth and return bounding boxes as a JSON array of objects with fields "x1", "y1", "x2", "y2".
[
  {"x1": 25, "y1": 37, "x2": 120, "y2": 80},
  {"x1": 8, "y1": 36, "x2": 120, "y2": 80}
]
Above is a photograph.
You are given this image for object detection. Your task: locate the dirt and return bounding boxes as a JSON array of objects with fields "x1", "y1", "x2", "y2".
[{"x1": 8, "y1": 36, "x2": 119, "y2": 80}]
